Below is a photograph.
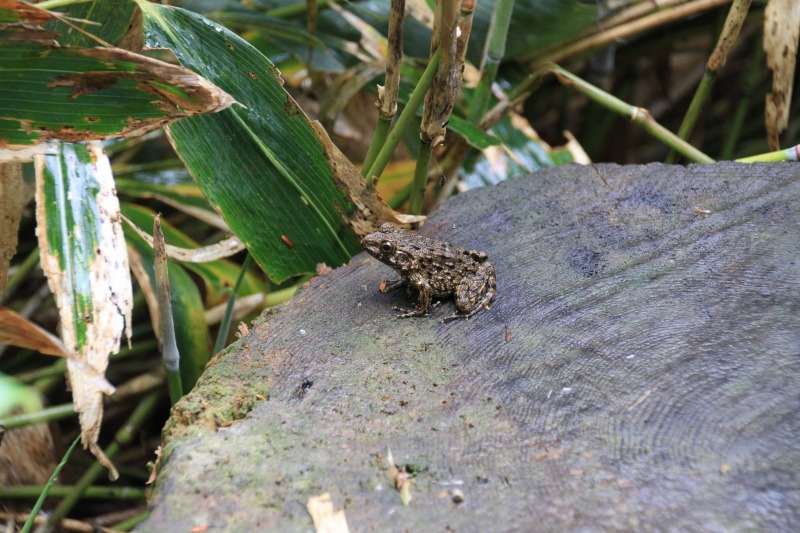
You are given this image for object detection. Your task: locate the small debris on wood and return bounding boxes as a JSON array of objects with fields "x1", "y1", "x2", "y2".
[
  {"x1": 386, "y1": 447, "x2": 413, "y2": 506},
  {"x1": 452, "y1": 489, "x2": 464, "y2": 504},
  {"x1": 307, "y1": 492, "x2": 351, "y2": 533}
]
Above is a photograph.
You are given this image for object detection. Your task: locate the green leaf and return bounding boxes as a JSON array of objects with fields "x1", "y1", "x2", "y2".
[
  {"x1": 42, "y1": 0, "x2": 137, "y2": 48},
  {"x1": 448, "y1": 115, "x2": 502, "y2": 150},
  {"x1": 139, "y1": 2, "x2": 361, "y2": 283},
  {"x1": 0, "y1": 38, "x2": 234, "y2": 147}
]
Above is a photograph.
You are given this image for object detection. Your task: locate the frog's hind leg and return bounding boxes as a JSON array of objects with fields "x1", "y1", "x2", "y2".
[{"x1": 445, "y1": 263, "x2": 496, "y2": 322}]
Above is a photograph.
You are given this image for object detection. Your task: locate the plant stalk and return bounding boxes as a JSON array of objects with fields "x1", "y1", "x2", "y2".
[
  {"x1": 364, "y1": 48, "x2": 441, "y2": 181},
  {"x1": 408, "y1": 140, "x2": 433, "y2": 215},
  {"x1": 468, "y1": 0, "x2": 515, "y2": 124}
]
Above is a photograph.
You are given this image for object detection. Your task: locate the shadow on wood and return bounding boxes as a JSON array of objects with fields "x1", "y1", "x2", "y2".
[{"x1": 140, "y1": 163, "x2": 800, "y2": 531}]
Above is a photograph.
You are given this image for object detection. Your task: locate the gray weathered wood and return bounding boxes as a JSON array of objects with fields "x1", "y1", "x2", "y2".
[{"x1": 139, "y1": 163, "x2": 800, "y2": 532}]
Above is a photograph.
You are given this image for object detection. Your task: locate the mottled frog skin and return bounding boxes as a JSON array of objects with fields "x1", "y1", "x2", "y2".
[{"x1": 361, "y1": 223, "x2": 496, "y2": 321}]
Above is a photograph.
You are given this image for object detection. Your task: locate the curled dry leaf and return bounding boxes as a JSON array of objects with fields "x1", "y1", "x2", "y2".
[
  {"x1": 764, "y1": 0, "x2": 800, "y2": 150},
  {"x1": 122, "y1": 214, "x2": 245, "y2": 263}
]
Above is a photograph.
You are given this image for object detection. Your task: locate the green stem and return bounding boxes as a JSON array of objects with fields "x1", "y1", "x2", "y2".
[
  {"x1": 111, "y1": 159, "x2": 182, "y2": 177},
  {"x1": 468, "y1": 0, "x2": 515, "y2": 124},
  {"x1": 111, "y1": 511, "x2": 150, "y2": 531},
  {"x1": 0, "y1": 403, "x2": 76, "y2": 430},
  {"x1": 665, "y1": 70, "x2": 715, "y2": 163},
  {"x1": 3, "y1": 248, "x2": 40, "y2": 302},
  {"x1": 388, "y1": 183, "x2": 413, "y2": 209},
  {"x1": 361, "y1": 117, "x2": 392, "y2": 178},
  {"x1": 213, "y1": 254, "x2": 253, "y2": 354},
  {"x1": 42, "y1": 392, "x2": 162, "y2": 533},
  {"x1": 3, "y1": 485, "x2": 146, "y2": 500},
  {"x1": 35, "y1": 0, "x2": 93, "y2": 9},
  {"x1": 549, "y1": 64, "x2": 714, "y2": 163},
  {"x1": 265, "y1": 284, "x2": 300, "y2": 307},
  {"x1": 736, "y1": 145, "x2": 799, "y2": 162},
  {"x1": 720, "y1": 40, "x2": 763, "y2": 160},
  {"x1": 408, "y1": 140, "x2": 432, "y2": 215},
  {"x1": 20, "y1": 339, "x2": 158, "y2": 384},
  {"x1": 20, "y1": 436, "x2": 80, "y2": 533},
  {"x1": 364, "y1": 48, "x2": 441, "y2": 181}
]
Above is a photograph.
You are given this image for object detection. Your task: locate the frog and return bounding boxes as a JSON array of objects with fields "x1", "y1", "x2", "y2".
[{"x1": 361, "y1": 223, "x2": 496, "y2": 322}]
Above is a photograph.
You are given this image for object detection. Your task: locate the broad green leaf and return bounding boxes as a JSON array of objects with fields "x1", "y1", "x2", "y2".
[
  {"x1": 122, "y1": 203, "x2": 265, "y2": 306},
  {"x1": 42, "y1": 0, "x2": 137, "y2": 48},
  {"x1": 0, "y1": 38, "x2": 235, "y2": 147},
  {"x1": 139, "y1": 2, "x2": 361, "y2": 283},
  {"x1": 34, "y1": 140, "x2": 132, "y2": 478},
  {"x1": 124, "y1": 212, "x2": 211, "y2": 392}
]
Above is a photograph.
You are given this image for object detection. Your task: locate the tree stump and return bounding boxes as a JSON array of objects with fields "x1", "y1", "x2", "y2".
[{"x1": 139, "y1": 163, "x2": 800, "y2": 532}]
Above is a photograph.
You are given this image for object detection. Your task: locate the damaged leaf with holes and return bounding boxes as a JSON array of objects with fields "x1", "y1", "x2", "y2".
[{"x1": 0, "y1": 35, "x2": 234, "y2": 148}]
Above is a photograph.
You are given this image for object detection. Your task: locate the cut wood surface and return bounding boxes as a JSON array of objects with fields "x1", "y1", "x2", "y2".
[{"x1": 139, "y1": 163, "x2": 800, "y2": 532}]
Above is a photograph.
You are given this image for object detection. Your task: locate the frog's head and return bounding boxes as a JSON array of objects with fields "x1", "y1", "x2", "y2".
[{"x1": 361, "y1": 223, "x2": 416, "y2": 272}]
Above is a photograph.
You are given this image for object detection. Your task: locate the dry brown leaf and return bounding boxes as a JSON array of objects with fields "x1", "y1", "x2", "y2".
[
  {"x1": 307, "y1": 492, "x2": 351, "y2": 533},
  {"x1": 0, "y1": 307, "x2": 68, "y2": 356},
  {"x1": 0, "y1": 163, "x2": 24, "y2": 295},
  {"x1": 309, "y1": 120, "x2": 422, "y2": 236},
  {"x1": 0, "y1": 0, "x2": 57, "y2": 26},
  {"x1": 764, "y1": 0, "x2": 800, "y2": 150}
]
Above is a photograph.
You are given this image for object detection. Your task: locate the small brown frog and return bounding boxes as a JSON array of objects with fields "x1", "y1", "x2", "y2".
[{"x1": 361, "y1": 223, "x2": 496, "y2": 321}]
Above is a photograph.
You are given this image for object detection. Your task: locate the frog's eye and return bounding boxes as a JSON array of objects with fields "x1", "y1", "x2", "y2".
[{"x1": 380, "y1": 241, "x2": 395, "y2": 253}]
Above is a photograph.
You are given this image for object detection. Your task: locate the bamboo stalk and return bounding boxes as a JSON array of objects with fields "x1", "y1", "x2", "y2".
[
  {"x1": 364, "y1": 48, "x2": 441, "y2": 181},
  {"x1": 666, "y1": 0, "x2": 752, "y2": 162},
  {"x1": 468, "y1": 0, "x2": 514, "y2": 124},
  {"x1": 362, "y1": 0, "x2": 407, "y2": 177}
]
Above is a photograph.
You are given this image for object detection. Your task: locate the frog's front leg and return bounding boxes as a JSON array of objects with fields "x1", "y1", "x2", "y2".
[
  {"x1": 393, "y1": 272, "x2": 432, "y2": 318},
  {"x1": 445, "y1": 261, "x2": 496, "y2": 322},
  {"x1": 380, "y1": 277, "x2": 406, "y2": 293}
]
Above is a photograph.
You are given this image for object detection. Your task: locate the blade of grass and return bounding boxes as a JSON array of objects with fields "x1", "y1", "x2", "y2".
[
  {"x1": 41, "y1": 391, "x2": 161, "y2": 533},
  {"x1": 213, "y1": 254, "x2": 253, "y2": 355},
  {"x1": 20, "y1": 436, "x2": 80, "y2": 533}
]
